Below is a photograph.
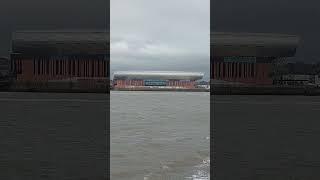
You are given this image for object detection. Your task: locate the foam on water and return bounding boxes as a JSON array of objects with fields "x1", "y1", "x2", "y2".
[{"x1": 186, "y1": 158, "x2": 210, "y2": 180}]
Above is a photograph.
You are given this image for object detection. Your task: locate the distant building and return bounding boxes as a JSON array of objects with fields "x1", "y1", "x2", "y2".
[
  {"x1": 196, "y1": 84, "x2": 210, "y2": 90},
  {"x1": 274, "y1": 74, "x2": 320, "y2": 86},
  {"x1": 196, "y1": 81, "x2": 209, "y2": 85},
  {"x1": 211, "y1": 32, "x2": 299, "y2": 85},
  {"x1": 0, "y1": 57, "x2": 9, "y2": 77},
  {"x1": 11, "y1": 31, "x2": 109, "y2": 87},
  {"x1": 0, "y1": 57, "x2": 10, "y2": 87},
  {"x1": 113, "y1": 71, "x2": 204, "y2": 89}
]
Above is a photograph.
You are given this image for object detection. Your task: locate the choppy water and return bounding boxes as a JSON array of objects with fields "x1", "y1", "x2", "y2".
[
  {"x1": 111, "y1": 91, "x2": 210, "y2": 180},
  {"x1": 0, "y1": 91, "x2": 209, "y2": 179},
  {"x1": 0, "y1": 92, "x2": 108, "y2": 179}
]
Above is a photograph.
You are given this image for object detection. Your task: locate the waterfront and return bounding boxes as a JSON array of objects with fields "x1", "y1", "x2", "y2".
[
  {"x1": 2, "y1": 92, "x2": 320, "y2": 179},
  {"x1": 0, "y1": 91, "x2": 209, "y2": 179},
  {"x1": 0, "y1": 92, "x2": 108, "y2": 179},
  {"x1": 111, "y1": 91, "x2": 210, "y2": 180},
  {"x1": 213, "y1": 95, "x2": 320, "y2": 179}
]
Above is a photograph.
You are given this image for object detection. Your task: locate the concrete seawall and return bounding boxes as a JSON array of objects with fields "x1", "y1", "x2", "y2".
[
  {"x1": 211, "y1": 85, "x2": 320, "y2": 95},
  {"x1": 2, "y1": 81, "x2": 320, "y2": 95},
  {"x1": 113, "y1": 87, "x2": 209, "y2": 92},
  {"x1": 1, "y1": 81, "x2": 109, "y2": 93}
]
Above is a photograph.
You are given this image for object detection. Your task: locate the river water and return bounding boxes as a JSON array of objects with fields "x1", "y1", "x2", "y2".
[
  {"x1": 3, "y1": 92, "x2": 320, "y2": 179},
  {"x1": 111, "y1": 91, "x2": 210, "y2": 180},
  {"x1": 0, "y1": 91, "x2": 209, "y2": 179}
]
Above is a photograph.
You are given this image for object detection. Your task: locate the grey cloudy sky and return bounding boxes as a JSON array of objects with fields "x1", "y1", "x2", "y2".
[
  {"x1": 110, "y1": 0, "x2": 210, "y2": 80},
  {"x1": 1, "y1": 0, "x2": 320, "y2": 78},
  {"x1": 212, "y1": 0, "x2": 320, "y2": 63},
  {"x1": 0, "y1": 0, "x2": 106, "y2": 57}
]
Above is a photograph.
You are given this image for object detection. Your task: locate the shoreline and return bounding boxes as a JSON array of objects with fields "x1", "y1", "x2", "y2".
[
  {"x1": 112, "y1": 88, "x2": 209, "y2": 92},
  {"x1": 2, "y1": 84, "x2": 320, "y2": 95},
  {"x1": 211, "y1": 85, "x2": 320, "y2": 96}
]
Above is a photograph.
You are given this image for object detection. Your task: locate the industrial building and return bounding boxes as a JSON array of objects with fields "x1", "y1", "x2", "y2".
[
  {"x1": 0, "y1": 57, "x2": 10, "y2": 87},
  {"x1": 274, "y1": 74, "x2": 320, "y2": 87},
  {"x1": 113, "y1": 71, "x2": 204, "y2": 89},
  {"x1": 0, "y1": 57, "x2": 9, "y2": 77},
  {"x1": 11, "y1": 31, "x2": 109, "y2": 90},
  {"x1": 211, "y1": 32, "x2": 300, "y2": 85}
]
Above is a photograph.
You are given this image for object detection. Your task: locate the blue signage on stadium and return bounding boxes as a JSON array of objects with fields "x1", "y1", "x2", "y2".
[{"x1": 144, "y1": 80, "x2": 167, "y2": 86}]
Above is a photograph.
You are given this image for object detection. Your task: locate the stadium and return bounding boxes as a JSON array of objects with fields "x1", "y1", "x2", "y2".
[
  {"x1": 113, "y1": 71, "x2": 204, "y2": 89},
  {"x1": 211, "y1": 32, "x2": 300, "y2": 85},
  {"x1": 10, "y1": 31, "x2": 109, "y2": 91}
]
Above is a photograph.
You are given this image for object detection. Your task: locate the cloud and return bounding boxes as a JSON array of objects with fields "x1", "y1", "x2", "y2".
[
  {"x1": 111, "y1": 39, "x2": 203, "y2": 58},
  {"x1": 110, "y1": 0, "x2": 210, "y2": 79}
]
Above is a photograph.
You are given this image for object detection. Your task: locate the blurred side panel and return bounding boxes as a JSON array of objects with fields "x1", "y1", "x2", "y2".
[
  {"x1": 212, "y1": 0, "x2": 320, "y2": 179},
  {"x1": 0, "y1": 0, "x2": 109, "y2": 179}
]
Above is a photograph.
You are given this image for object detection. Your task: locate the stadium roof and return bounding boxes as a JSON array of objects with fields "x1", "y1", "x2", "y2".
[
  {"x1": 211, "y1": 32, "x2": 300, "y2": 57},
  {"x1": 12, "y1": 31, "x2": 108, "y2": 55},
  {"x1": 113, "y1": 71, "x2": 204, "y2": 81}
]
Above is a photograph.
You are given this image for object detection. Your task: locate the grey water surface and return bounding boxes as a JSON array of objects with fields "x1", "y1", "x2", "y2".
[{"x1": 111, "y1": 91, "x2": 210, "y2": 180}]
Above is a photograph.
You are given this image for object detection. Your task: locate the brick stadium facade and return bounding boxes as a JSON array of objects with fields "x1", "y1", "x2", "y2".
[
  {"x1": 115, "y1": 79, "x2": 197, "y2": 89},
  {"x1": 113, "y1": 71, "x2": 204, "y2": 90},
  {"x1": 211, "y1": 32, "x2": 299, "y2": 85},
  {"x1": 211, "y1": 57, "x2": 273, "y2": 85},
  {"x1": 11, "y1": 31, "x2": 109, "y2": 91},
  {"x1": 13, "y1": 55, "x2": 108, "y2": 81}
]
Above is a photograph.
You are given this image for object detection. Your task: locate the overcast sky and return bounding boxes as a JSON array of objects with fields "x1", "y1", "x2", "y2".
[
  {"x1": 212, "y1": 0, "x2": 320, "y2": 63},
  {"x1": 111, "y1": 0, "x2": 210, "y2": 80},
  {"x1": 0, "y1": 0, "x2": 106, "y2": 57},
  {"x1": 1, "y1": 0, "x2": 320, "y2": 80}
]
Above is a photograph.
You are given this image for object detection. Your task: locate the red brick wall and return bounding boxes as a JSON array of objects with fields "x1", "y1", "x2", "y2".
[
  {"x1": 114, "y1": 79, "x2": 196, "y2": 88},
  {"x1": 14, "y1": 57, "x2": 108, "y2": 82},
  {"x1": 211, "y1": 60, "x2": 273, "y2": 85},
  {"x1": 114, "y1": 80, "x2": 144, "y2": 88}
]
